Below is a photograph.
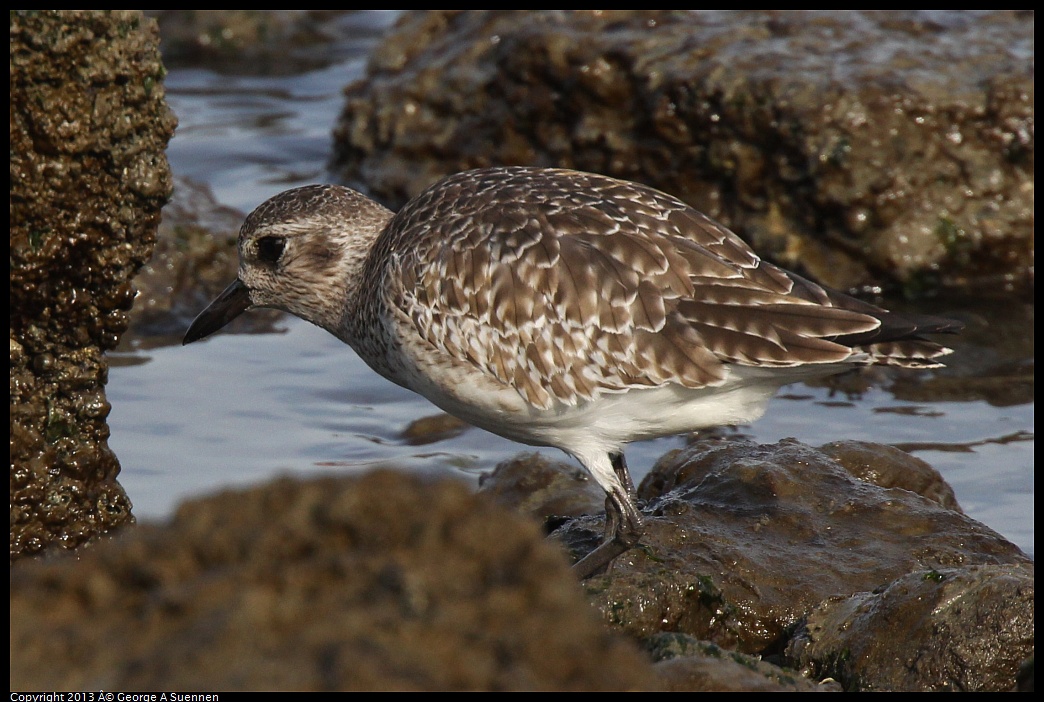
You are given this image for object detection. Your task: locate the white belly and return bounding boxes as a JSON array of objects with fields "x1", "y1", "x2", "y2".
[{"x1": 395, "y1": 352, "x2": 816, "y2": 455}]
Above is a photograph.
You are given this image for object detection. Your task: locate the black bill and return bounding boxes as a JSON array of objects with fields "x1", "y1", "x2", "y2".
[{"x1": 183, "y1": 279, "x2": 253, "y2": 345}]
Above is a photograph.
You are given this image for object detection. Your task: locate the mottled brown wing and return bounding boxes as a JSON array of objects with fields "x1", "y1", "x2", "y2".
[{"x1": 380, "y1": 168, "x2": 905, "y2": 409}]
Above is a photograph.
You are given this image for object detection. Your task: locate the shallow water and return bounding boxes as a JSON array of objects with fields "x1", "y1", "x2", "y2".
[{"x1": 106, "y1": 11, "x2": 1034, "y2": 557}]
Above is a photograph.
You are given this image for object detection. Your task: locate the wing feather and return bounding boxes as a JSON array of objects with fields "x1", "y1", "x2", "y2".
[{"x1": 375, "y1": 167, "x2": 955, "y2": 410}]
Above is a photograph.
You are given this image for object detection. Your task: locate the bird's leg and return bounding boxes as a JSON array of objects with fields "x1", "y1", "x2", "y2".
[
  {"x1": 572, "y1": 488, "x2": 644, "y2": 579},
  {"x1": 610, "y1": 450, "x2": 635, "y2": 496},
  {"x1": 572, "y1": 452, "x2": 644, "y2": 580},
  {"x1": 607, "y1": 451, "x2": 644, "y2": 552}
]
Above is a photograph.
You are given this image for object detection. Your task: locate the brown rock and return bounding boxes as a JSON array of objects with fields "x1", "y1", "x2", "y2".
[
  {"x1": 10, "y1": 10, "x2": 176, "y2": 559},
  {"x1": 10, "y1": 472, "x2": 657, "y2": 691},
  {"x1": 552, "y1": 439, "x2": 1029, "y2": 660},
  {"x1": 333, "y1": 10, "x2": 1032, "y2": 296},
  {"x1": 785, "y1": 564, "x2": 1034, "y2": 691}
]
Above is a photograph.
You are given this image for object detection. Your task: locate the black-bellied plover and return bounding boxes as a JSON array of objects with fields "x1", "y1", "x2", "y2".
[{"x1": 184, "y1": 166, "x2": 961, "y2": 578}]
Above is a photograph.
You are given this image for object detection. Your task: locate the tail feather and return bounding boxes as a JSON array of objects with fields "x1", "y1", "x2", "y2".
[
  {"x1": 857, "y1": 339, "x2": 954, "y2": 369},
  {"x1": 779, "y1": 270, "x2": 962, "y2": 369}
]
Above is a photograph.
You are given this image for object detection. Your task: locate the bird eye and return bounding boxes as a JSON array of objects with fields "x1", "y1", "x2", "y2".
[{"x1": 255, "y1": 236, "x2": 285, "y2": 265}]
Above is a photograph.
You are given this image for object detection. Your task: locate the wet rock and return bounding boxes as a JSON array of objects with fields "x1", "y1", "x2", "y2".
[
  {"x1": 149, "y1": 10, "x2": 390, "y2": 74},
  {"x1": 11, "y1": 440, "x2": 1029, "y2": 691},
  {"x1": 10, "y1": 10, "x2": 176, "y2": 559},
  {"x1": 816, "y1": 440, "x2": 960, "y2": 512},
  {"x1": 400, "y1": 411, "x2": 471, "y2": 445},
  {"x1": 479, "y1": 452, "x2": 606, "y2": 528},
  {"x1": 333, "y1": 10, "x2": 1032, "y2": 296},
  {"x1": 785, "y1": 563, "x2": 1034, "y2": 691},
  {"x1": 10, "y1": 471, "x2": 657, "y2": 691},
  {"x1": 548, "y1": 438, "x2": 1029, "y2": 688},
  {"x1": 647, "y1": 634, "x2": 840, "y2": 692}
]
